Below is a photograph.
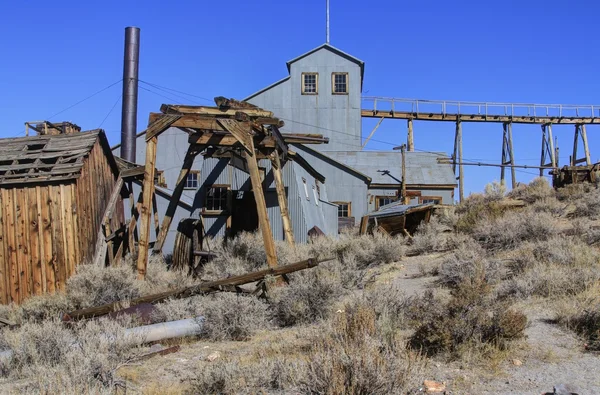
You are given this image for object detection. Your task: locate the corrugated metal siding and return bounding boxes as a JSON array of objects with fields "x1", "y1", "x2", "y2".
[{"x1": 247, "y1": 47, "x2": 362, "y2": 152}]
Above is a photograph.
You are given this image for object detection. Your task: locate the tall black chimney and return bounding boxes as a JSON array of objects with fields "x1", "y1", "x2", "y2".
[{"x1": 120, "y1": 27, "x2": 140, "y2": 163}]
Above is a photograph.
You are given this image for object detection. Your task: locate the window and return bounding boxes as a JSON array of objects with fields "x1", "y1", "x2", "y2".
[
  {"x1": 334, "y1": 202, "x2": 351, "y2": 218},
  {"x1": 302, "y1": 72, "x2": 318, "y2": 95},
  {"x1": 332, "y1": 72, "x2": 348, "y2": 94},
  {"x1": 376, "y1": 196, "x2": 398, "y2": 210},
  {"x1": 205, "y1": 185, "x2": 229, "y2": 212},
  {"x1": 302, "y1": 178, "x2": 310, "y2": 200},
  {"x1": 312, "y1": 186, "x2": 319, "y2": 206},
  {"x1": 185, "y1": 170, "x2": 199, "y2": 189},
  {"x1": 154, "y1": 170, "x2": 167, "y2": 188},
  {"x1": 420, "y1": 196, "x2": 442, "y2": 205}
]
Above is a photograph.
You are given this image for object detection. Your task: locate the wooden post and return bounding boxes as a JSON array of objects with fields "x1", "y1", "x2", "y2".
[
  {"x1": 127, "y1": 181, "x2": 136, "y2": 252},
  {"x1": 540, "y1": 124, "x2": 548, "y2": 177},
  {"x1": 152, "y1": 192, "x2": 160, "y2": 239},
  {"x1": 271, "y1": 150, "x2": 295, "y2": 246},
  {"x1": 572, "y1": 124, "x2": 579, "y2": 167},
  {"x1": 137, "y1": 137, "x2": 157, "y2": 280},
  {"x1": 245, "y1": 139, "x2": 278, "y2": 268},
  {"x1": 407, "y1": 119, "x2": 414, "y2": 151},
  {"x1": 456, "y1": 121, "x2": 464, "y2": 202},
  {"x1": 547, "y1": 124, "x2": 556, "y2": 168},
  {"x1": 401, "y1": 144, "x2": 408, "y2": 204},
  {"x1": 507, "y1": 122, "x2": 517, "y2": 189},
  {"x1": 581, "y1": 124, "x2": 591, "y2": 165}
]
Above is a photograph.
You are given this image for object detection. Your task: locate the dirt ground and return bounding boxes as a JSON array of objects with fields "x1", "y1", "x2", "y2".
[{"x1": 116, "y1": 252, "x2": 599, "y2": 395}]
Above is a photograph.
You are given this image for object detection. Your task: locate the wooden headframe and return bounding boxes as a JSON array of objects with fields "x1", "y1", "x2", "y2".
[{"x1": 135, "y1": 97, "x2": 328, "y2": 279}]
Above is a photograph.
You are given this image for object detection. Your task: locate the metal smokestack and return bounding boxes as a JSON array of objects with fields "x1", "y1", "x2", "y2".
[{"x1": 120, "y1": 27, "x2": 140, "y2": 163}]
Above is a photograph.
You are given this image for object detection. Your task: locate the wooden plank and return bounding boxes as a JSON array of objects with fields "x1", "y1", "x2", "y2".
[
  {"x1": 14, "y1": 188, "x2": 28, "y2": 302},
  {"x1": 28, "y1": 187, "x2": 42, "y2": 296},
  {"x1": 244, "y1": 139, "x2": 278, "y2": 269},
  {"x1": 359, "y1": 216, "x2": 369, "y2": 235},
  {"x1": 35, "y1": 186, "x2": 47, "y2": 294},
  {"x1": 161, "y1": 104, "x2": 273, "y2": 118},
  {"x1": 127, "y1": 181, "x2": 137, "y2": 255},
  {"x1": 149, "y1": 113, "x2": 226, "y2": 131},
  {"x1": 51, "y1": 185, "x2": 67, "y2": 292},
  {"x1": 62, "y1": 184, "x2": 76, "y2": 278},
  {"x1": 71, "y1": 183, "x2": 81, "y2": 267},
  {"x1": 92, "y1": 177, "x2": 124, "y2": 266},
  {"x1": 216, "y1": 119, "x2": 253, "y2": 153},
  {"x1": 64, "y1": 257, "x2": 332, "y2": 320},
  {"x1": 40, "y1": 187, "x2": 55, "y2": 294},
  {"x1": 0, "y1": 191, "x2": 7, "y2": 304},
  {"x1": 137, "y1": 137, "x2": 157, "y2": 280},
  {"x1": 144, "y1": 114, "x2": 183, "y2": 141},
  {"x1": 361, "y1": 109, "x2": 600, "y2": 125},
  {"x1": 271, "y1": 151, "x2": 295, "y2": 246},
  {"x1": 3, "y1": 189, "x2": 19, "y2": 303},
  {"x1": 153, "y1": 146, "x2": 198, "y2": 254}
]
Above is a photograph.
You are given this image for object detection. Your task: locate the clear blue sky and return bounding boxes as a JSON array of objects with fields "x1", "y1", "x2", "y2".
[{"x1": 1, "y1": 0, "x2": 599, "y2": 196}]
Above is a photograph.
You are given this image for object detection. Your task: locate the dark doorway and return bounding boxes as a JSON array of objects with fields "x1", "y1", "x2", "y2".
[{"x1": 230, "y1": 190, "x2": 259, "y2": 238}]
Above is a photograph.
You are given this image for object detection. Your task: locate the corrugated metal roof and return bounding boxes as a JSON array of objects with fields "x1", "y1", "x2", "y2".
[
  {"x1": 324, "y1": 150, "x2": 457, "y2": 186},
  {"x1": 368, "y1": 201, "x2": 435, "y2": 219}
]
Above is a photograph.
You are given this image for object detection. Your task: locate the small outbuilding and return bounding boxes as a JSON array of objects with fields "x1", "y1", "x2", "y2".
[{"x1": 0, "y1": 125, "x2": 123, "y2": 304}]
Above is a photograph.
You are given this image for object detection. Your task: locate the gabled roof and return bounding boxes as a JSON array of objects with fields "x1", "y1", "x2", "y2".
[
  {"x1": 0, "y1": 130, "x2": 120, "y2": 186},
  {"x1": 293, "y1": 144, "x2": 372, "y2": 183},
  {"x1": 286, "y1": 43, "x2": 365, "y2": 83},
  {"x1": 243, "y1": 76, "x2": 291, "y2": 102}
]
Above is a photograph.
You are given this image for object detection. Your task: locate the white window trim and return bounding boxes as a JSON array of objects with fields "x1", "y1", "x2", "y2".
[{"x1": 301, "y1": 72, "x2": 319, "y2": 95}]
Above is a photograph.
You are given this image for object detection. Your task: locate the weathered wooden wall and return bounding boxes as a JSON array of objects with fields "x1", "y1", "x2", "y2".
[{"x1": 0, "y1": 139, "x2": 124, "y2": 304}]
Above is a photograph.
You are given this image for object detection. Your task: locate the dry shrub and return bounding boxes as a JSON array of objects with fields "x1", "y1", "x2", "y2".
[
  {"x1": 497, "y1": 263, "x2": 600, "y2": 299},
  {"x1": 409, "y1": 278, "x2": 526, "y2": 357},
  {"x1": 530, "y1": 197, "x2": 565, "y2": 215},
  {"x1": 66, "y1": 264, "x2": 140, "y2": 310},
  {"x1": 200, "y1": 293, "x2": 269, "y2": 341},
  {"x1": 556, "y1": 183, "x2": 595, "y2": 201},
  {"x1": 190, "y1": 304, "x2": 425, "y2": 394},
  {"x1": 507, "y1": 177, "x2": 555, "y2": 203},
  {"x1": 473, "y1": 209, "x2": 557, "y2": 250},
  {"x1": 439, "y1": 241, "x2": 504, "y2": 288},
  {"x1": 455, "y1": 193, "x2": 508, "y2": 233},
  {"x1": 555, "y1": 183, "x2": 600, "y2": 219},
  {"x1": 410, "y1": 215, "x2": 453, "y2": 255},
  {"x1": 139, "y1": 256, "x2": 195, "y2": 294},
  {"x1": 334, "y1": 232, "x2": 406, "y2": 269},
  {"x1": 556, "y1": 294, "x2": 600, "y2": 351},
  {"x1": 268, "y1": 267, "x2": 344, "y2": 327},
  {"x1": 298, "y1": 303, "x2": 425, "y2": 395},
  {"x1": 1, "y1": 317, "x2": 143, "y2": 393}
]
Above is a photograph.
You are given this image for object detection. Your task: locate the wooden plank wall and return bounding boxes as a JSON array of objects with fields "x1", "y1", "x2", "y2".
[{"x1": 0, "y1": 139, "x2": 124, "y2": 304}]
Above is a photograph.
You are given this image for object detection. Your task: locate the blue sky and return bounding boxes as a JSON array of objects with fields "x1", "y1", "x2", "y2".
[{"x1": 1, "y1": 0, "x2": 599, "y2": 195}]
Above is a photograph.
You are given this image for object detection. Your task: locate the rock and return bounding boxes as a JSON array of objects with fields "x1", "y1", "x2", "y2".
[
  {"x1": 512, "y1": 359, "x2": 522, "y2": 366},
  {"x1": 553, "y1": 383, "x2": 580, "y2": 395},
  {"x1": 423, "y1": 380, "x2": 446, "y2": 393},
  {"x1": 206, "y1": 351, "x2": 221, "y2": 362}
]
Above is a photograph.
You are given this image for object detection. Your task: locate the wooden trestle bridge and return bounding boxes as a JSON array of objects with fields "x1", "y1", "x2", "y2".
[{"x1": 361, "y1": 97, "x2": 598, "y2": 200}]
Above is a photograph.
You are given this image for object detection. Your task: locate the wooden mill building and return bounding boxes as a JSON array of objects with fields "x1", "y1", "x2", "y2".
[{"x1": 0, "y1": 124, "x2": 123, "y2": 304}]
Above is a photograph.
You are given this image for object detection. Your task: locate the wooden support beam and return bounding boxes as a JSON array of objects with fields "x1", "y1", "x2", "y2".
[
  {"x1": 161, "y1": 104, "x2": 273, "y2": 118},
  {"x1": 153, "y1": 145, "x2": 199, "y2": 254},
  {"x1": 63, "y1": 257, "x2": 332, "y2": 321},
  {"x1": 540, "y1": 124, "x2": 557, "y2": 177},
  {"x1": 217, "y1": 119, "x2": 254, "y2": 153},
  {"x1": 144, "y1": 114, "x2": 183, "y2": 141},
  {"x1": 92, "y1": 177, "x2": 123, "y2": 266},
  {"x1": 245, "y1": 138, "x2": 278, "y2": 269},
  {"x1": 152, "y1": 192, "x2": 160, "y2": 239},
  {"x1": 361, "y1": 117, "x2": 384, "y2": 149},
  {"x1": 456, "y1": 121, "x2": 464, "y2": 202},
  {"x1": 401, "y1": 144, "x2": 408, "y2": 204},
  {"x1": 407, "y1": 119, "x2": 414, "y2": 151},
  {"x1": 581, "y1": 124, "x2": 591, "y2": 166},
  {"x1": 271, "y1": 151, "x2": 295, "y2": 246},
  {"x1": 137, "y1": 137, "x2": 157, "y2": 280},
  {"x1": 501, "y1": 122, "x2": 517, "y2": 189}
]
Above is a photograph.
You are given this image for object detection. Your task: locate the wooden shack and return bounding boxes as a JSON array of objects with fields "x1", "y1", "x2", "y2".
[{"x1": 0, "y1": 127, "x2": 124, "y2": 304}]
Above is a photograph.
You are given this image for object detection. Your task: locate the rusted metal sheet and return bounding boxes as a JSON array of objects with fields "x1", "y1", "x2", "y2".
[{"x1": 360, "y1": 202, "x2": 435, "y2": 236}]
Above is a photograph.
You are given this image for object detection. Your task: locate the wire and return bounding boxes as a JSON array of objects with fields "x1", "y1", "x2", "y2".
[
  {"x1": 98, "y1": 94, "x2": 122, "y2": 128},
  {"x1": 139, "y1": 85, "x2": 183, "y2": 104},
  {"x1": 46, "y1": 79, "x2": 122, "y2": 120},
  {"x1": 139, "y1": 80, "x2": 213, "y2": 103}
]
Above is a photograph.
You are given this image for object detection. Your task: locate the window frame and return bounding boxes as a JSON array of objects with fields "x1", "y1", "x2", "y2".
[
  {"x1": 184, "y1": 170, "x2": 200, "y2": 190},
  {"x1": 331, "y1": 72, "x2": 349, "y2": 95},
  {"x1": 419, "y1": 196, "x2": 443, "y2": 205},
  {"x1": 333, "y1": 201, "x2": 351, "y2": 218},
  {"x1": 203, "y1": 184, "x2": 231, "y2": 215},
  {"x1": 301, "y1": 72, "x2": 319, "y2": 95}
]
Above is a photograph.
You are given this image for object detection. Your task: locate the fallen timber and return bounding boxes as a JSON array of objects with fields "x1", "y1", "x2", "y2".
[{"x1": 63, "y1": 257, "x2": 333, "y2": 321}]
